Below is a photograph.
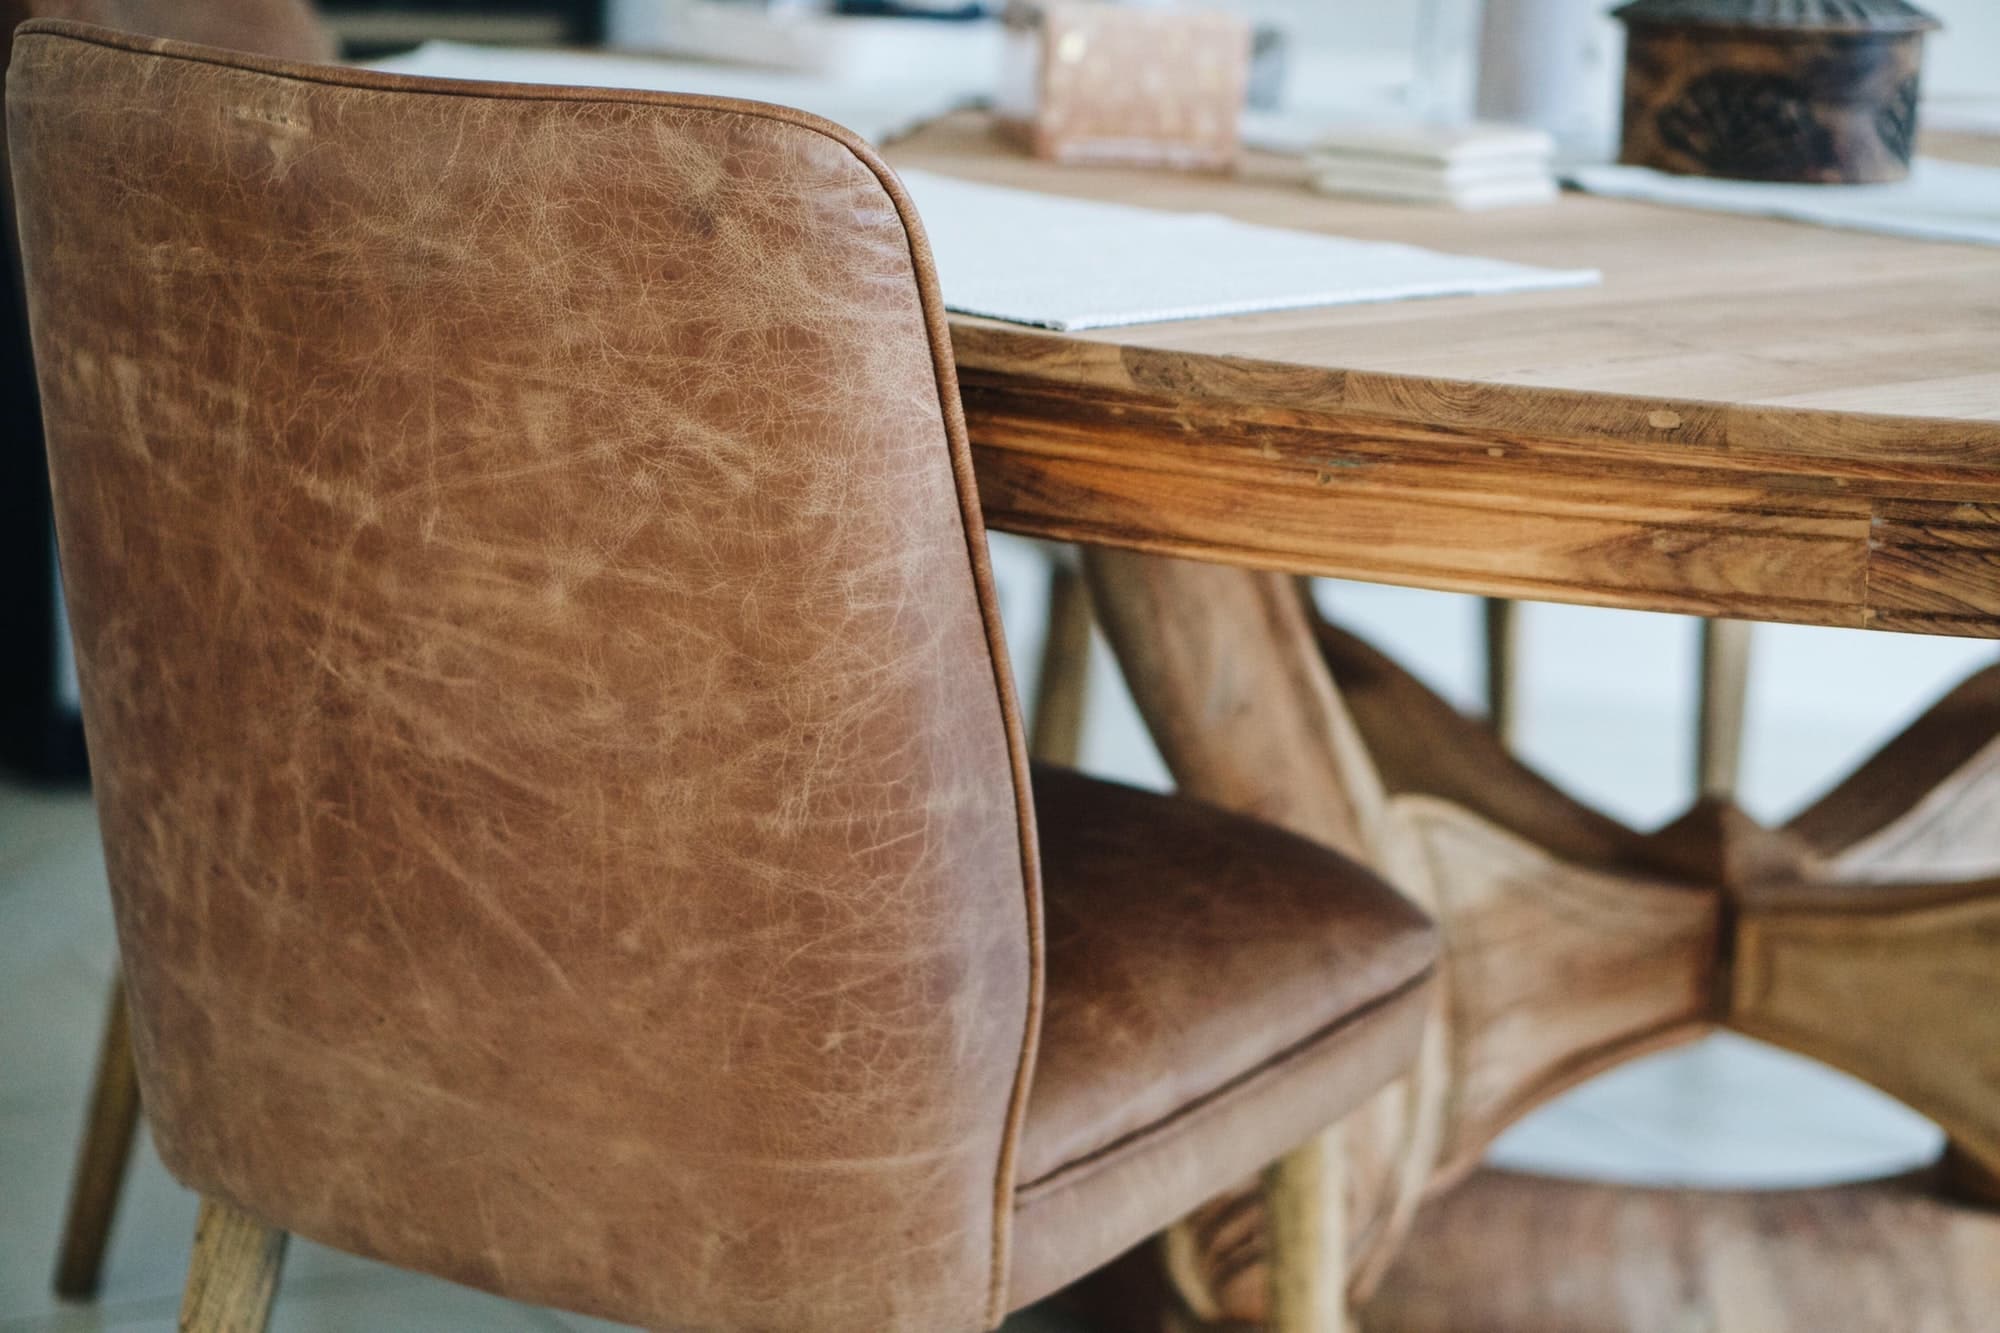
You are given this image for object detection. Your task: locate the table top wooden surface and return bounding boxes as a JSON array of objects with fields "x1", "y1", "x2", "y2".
[{"x1": 886, "y1": 118, "x2": 2000, "y2": 637}]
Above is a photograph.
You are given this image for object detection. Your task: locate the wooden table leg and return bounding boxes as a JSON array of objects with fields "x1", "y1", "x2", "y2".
[
  {"x1": 1730, "y1": 874, "x2": 2000, "y2": 1193},
  {"x1": 53, "y1": 974, "x2": 143, "y2": 1300},
  {"x1": 1482, "y1": 599, "x2": 1521, "y2": 747},
  {"x1": 1084, "y1": 549, "x2": 1437, "y2": 1314},
  {"x1": 1774, "y1": 662, "x2": 2000, "y2": 1203},
  {"x1": 1029, "y1": 554, "x2": 1095, "y2": 766},
  {"x1": 1082, "y1": 551, "x2": 1719, "y2": 1320},
  {"x1": 1081, "y1": 552, "x2": 2000, "y2": 1332},
  {"x1": 1697, "y1": 619, "x2": 1754, "y2": 800}
]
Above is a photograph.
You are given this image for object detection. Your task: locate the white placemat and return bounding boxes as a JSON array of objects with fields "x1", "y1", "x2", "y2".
[
  {"x1": 899, "y1": 169, "x2": 1600, "y2": 331},
  {"x1": 1567, "y1": 159, "x2": 2000, "y2": 248},
  {"x1": 367, "y1": 41, "x2": 973, "y2": 145}
]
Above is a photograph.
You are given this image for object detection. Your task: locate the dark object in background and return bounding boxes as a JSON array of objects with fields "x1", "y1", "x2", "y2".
[
  {"x1": 1, "y1": 1, "x2": 603, "y2": 782},
  {"x1": 0, "y1": 0, "x2": 333, "y2": 783},
  {"x1": 0, "y1": 239, "x2": 84, "y2": 782},
  {"x1": 1614, "y1": 0, "x2": 1941, "y2": 184},
  {"x1": 1247, "y1": 23, "x2": 1288, "y2": 112},
  {"x1": 833, "y1": 0, "x2": 994, "y2": 18},
  {"x1": 318, "y1": 0, "x2": 603, "y2": 55}
]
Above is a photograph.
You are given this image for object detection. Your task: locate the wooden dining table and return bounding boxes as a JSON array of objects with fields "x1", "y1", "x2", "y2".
[
  {"x1": 882, "y1": 117, "x2": 2000, "y2": 1333},
  {"x1": 891, "y1": 116, "x2": 2000, "y2": 639}
]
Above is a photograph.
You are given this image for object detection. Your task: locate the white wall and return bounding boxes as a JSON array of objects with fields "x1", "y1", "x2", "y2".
[{"x1": 1922, "y1": 0, "x2": 2000, "y2": 96}]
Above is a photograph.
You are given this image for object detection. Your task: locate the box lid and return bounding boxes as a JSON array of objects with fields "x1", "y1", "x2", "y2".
[{"x1": 1613, "y1": 0, "x2": 1940, "y2": 34}]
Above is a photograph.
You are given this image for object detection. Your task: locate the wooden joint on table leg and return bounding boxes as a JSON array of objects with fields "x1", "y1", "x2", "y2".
[{"x1": 1728, "y1": 876, "x2": 2000, "y2": 1193}]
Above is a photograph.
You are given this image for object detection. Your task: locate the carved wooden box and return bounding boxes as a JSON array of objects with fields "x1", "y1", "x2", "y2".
[{"x1": 1613, "y1": 0, "x2": 1941, "y2": 184}]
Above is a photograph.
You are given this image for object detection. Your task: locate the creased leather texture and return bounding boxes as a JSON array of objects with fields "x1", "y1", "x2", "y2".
[
  {"x1": 1010, "y1": 766, "x2": 1437, "y2": 1309},
  {"x1": 12, "y1": 21, "x2": 1442, "y2": 1332},
  {"x1": 10, "y1": 22, "x2": 1040, "y2": 1332}
]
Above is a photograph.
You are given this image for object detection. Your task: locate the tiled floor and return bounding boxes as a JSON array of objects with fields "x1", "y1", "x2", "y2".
[{"x1": 4, "y1": 561, "x2": 1985, "y2": 1330}]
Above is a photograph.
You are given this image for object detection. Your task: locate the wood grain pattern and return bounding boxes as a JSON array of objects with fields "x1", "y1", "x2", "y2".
[
  {"x1": 1083, "y1": 552, "x2": 1448, "y2": 1303},
  {"x1": 1820, "y1": 733, "x2": 2000, "y2": 884},
  {"x1": 1787, "y1": 663, "x2": 2000, "y2": 871},
  {"x1": 1364, "y1": 1167, "x2": 2000, "y2": 1333},
  {"x1": 1618, "y1": 21, "x2": 1931, "y2": 184},
  {"x1": 1321, "y1": 616, "x2": 1722, "y2": 1184},
  {"x1": 1084, "y1": 555, "x2": 1732, "y2": 1323},
  {"x1": 1088, "y1": 565, "x2": 2000, "y2": 1331},
  {"x1": 1731, "y1": 875, "x2": 2000, "y2": 1188},
  {"x1": 1081, "y1": 551, "x2": 1384, "y2": 861},
  {"x1": 52, "y1": 976, "x2": 141, "y2": 1301},
  {"x1": 894, "y1": 119, "x2": 2000, "y2": 417},
  {"x1": 1866, "y1": 500, "x2": 2000, "y2": 635},
  {"x1": 1311, "y1": 615, "x2": 1646, "y2": 871},
  {"x1": 881, "y1": 119, "x2": 2000, "y2": 633},
  {"x1": 1404, "y1": 798, "x2": 1719, "y2": 1182},
  {"x1": 178, "y1": 1198, "x2": 286, "y2": 1333}
]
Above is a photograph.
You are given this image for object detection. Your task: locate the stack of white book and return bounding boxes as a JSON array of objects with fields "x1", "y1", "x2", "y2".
[{"x1": 1309, "y1": 123, "x2": 1559, "y2": 210}]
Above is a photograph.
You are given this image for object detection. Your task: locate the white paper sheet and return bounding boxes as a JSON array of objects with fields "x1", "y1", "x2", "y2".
[
  {"x1": 1567, "y1": 159, "x2": 2000, "y2": 249},
  {"x1": 367, "y1": 41, "x2": 973, "y2": 145},
  {"x1": 898, "y1": 169, "x2": 1600, "y2": 331},
  {"x1": 363, "y1": 45, "x2": 1599, "y2": 332}
]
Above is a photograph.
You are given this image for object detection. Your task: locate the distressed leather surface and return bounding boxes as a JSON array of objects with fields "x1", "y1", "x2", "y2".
[
  {"x1": 12, "y1": 20, "x2": 1439, "y2": 1331},
  {"x1": 1012, "y1": 765, "x2": 1437, "y2": 1309},
  {"x1": 12, "y1": 23, "x2": 1039, "y2": 1331}
]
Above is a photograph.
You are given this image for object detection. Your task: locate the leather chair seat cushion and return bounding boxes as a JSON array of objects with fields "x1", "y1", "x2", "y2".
[{"x1": 1007, "y1": 766, "x2": 1437, "y2": 1310}]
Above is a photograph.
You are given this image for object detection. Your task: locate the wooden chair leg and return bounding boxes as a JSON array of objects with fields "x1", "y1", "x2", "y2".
[
  {"x1": 53, "y1": 974, "x2": 143, "y2": 1300},
  {"x1": 1029, "y1": 557, "x2": 1095, "y2": 766},
  {"x1": 1697, "y1": 619, "x2": 1754, "y2": 800},
  {"x1": 1482, "y1": 598, "x2": 1521, "y2": 747},
  {"x1": 1264, "y1": 1126, "x2": 1353, "y2": 1333},
  {"x1": 179, "y1": 1198, "x2": 287, "y2": 1333}
]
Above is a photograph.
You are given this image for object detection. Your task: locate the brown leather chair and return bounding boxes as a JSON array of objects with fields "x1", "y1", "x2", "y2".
[
  {"x1": 9, "y1": 21, "x2": 1437, "y2": 1333},
  {"x1": 0, "y1": 0, "x2": 334, "y2": 1301}
]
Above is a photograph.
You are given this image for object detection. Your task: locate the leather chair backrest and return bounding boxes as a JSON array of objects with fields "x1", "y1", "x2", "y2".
[
  {"x1": 8, "y1": 22, "x2": 1040, "y2": 1332},
  {"x1": 0, "y1": 4, "x2": 329, "y2": 774}
]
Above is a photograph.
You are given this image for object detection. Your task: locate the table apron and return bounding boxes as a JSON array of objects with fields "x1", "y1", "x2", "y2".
[{"x1": 960, "y1": 376, "x2": 2000, "y2": 638}]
